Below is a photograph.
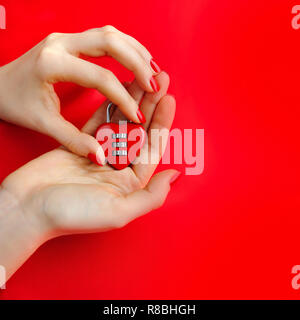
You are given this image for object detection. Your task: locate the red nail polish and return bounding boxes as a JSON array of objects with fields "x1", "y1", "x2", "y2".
[
  {"x1": 136, "y1": 109, "x2": 146, "y2": 123},
  {"x1": 170, "y1": 172, "x2": 181, "y2": 184},
  {"x1": 88, "y1": 153, "x2": 103, "y2": 166},
  {"x1": 150, "y1": 59, "x2": 161, "y2": 73},
  {"x1": 150, "y1": 77, "x2": 160, "y2": 92}
]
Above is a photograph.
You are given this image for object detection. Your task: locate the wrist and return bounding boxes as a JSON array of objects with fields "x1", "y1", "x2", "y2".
[{"x1": 0, "y1": 185, "x2": 51, "y2": 280}]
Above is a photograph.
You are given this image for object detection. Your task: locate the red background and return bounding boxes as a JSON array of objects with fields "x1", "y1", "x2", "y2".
[{"x1": 0, "y1": 0, "x2": 300, "y2": 299}]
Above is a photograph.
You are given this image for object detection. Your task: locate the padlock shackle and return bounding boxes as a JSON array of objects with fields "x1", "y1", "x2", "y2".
[
  {"x1": 106, "y1": 102, "x2": 113, "y2": 123},
  {"x1": 106, "y1": 102, "x2": 132, "y2": 123}
]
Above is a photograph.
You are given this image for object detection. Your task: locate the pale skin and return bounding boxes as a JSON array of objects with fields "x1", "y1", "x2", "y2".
[{"x1": 0, "y1": 30, "x2": 178, "y2": 284}]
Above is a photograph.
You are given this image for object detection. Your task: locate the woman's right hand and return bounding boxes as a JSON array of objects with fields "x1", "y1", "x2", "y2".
[{"x1": 0, "y1": 26, "x2": 161, "y2": 163}]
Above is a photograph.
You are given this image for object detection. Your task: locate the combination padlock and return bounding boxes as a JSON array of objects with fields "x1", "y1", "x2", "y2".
[{"x1": 94, "y1": 103, "x2": 146, "y2": 170}]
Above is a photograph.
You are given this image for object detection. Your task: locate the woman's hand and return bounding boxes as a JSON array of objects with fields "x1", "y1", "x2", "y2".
[
  {"x1": 0, "y1": 26, "x2": 161, "y2": 162},
  {"x1": 0, "y1": 72, "x2": 178, "y2": 282}
]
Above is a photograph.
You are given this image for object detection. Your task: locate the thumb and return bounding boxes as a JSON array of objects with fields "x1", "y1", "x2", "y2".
[
  {"x1": 113, "y1": 169, "x2": 181, "y2": 226},
  {"x1": 46, "y1": 115, "x2": 105, "y2": 165}
]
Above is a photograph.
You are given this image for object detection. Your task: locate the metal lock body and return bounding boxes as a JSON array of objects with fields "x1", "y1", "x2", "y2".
[{"x1": 95, "y1": 103, "x2": 146, "y2": 170}]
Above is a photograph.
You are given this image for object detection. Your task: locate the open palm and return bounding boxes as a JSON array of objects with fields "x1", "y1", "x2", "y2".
[{"x1": 2, "y1": 72, "x2": 177, "y2": 238}]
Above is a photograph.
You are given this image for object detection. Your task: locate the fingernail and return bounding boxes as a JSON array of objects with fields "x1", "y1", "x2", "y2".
[
  {"x1": 150, "y1": 77, "x2": 160, "y2": 92},
  {"x1": 150, "y1": 59, "x2": 161, "y2": 73},
  {"x1": 136, "y1": 108, "x2": 146, "y2": 123},
  {"x1": 88, "y1": 153, "x2": 103, "y2": 166},
  {"x1": 170, "y1": 171, "x2": 181, "y2": 184}
]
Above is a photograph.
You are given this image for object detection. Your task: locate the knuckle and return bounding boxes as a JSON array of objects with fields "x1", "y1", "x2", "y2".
[
  {"x1": 38, "y1": 46, "x2": 56, "y2": 60},
  {"x1": 103, "y1": 31, "x2": 119, "y2": 48},
  {"x1": 44, "y1": 32, "x2": 61, "y2": 45},
  {"x1": 101, "y1": 25, "x2": 117, "y2": 33},
  {"x1": 36, "y1": 47, "x2": 59, "y2": 74},
  {"x1": 101, "y1": 69, "x2": 115, "y2": 82},
  {"x1": 37, "y1": 33, "x2": 64, "y2": 75}
]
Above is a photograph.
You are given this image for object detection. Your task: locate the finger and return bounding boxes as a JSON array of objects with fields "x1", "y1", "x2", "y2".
[
  {"x1": 116, "y1": 33, "x2": 161, "y2": 74},
  {"x1": 86, "y1": 26, "x2": 154, "y2": 67},
  {"x1": 108, "y1": 81, "x2": 131, "y2": 120},
  {"x1": 121, "y1": 34, "x2": 161, "y2": 74},
  {"x1": 47, "y1": 54, "x2": 142, "y2": 123},
  {"x1": 132, "y1": 94, "x2": 176, "y2": 185},
  {"x1": 122, "y1": 34, "x2": 153, "y2": 64},
  {"x1": 126, "y1": 79, "x2": 145, "y2": 103},
  {"x1": 112, "y1": 170, "x2": 181, "y2": 226},
  {"x1": 139, "y1": 71, "x2": 170, "y2": 130},
  {"x1": 111, "y1": 79, "x2": 145, "y2": 122},
  {"x1": 63, "y1": 29, "x2": 158, "y2": 93},
  {"x1": 44, "y1": 114, "x2": 105, "y2": 165}
]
